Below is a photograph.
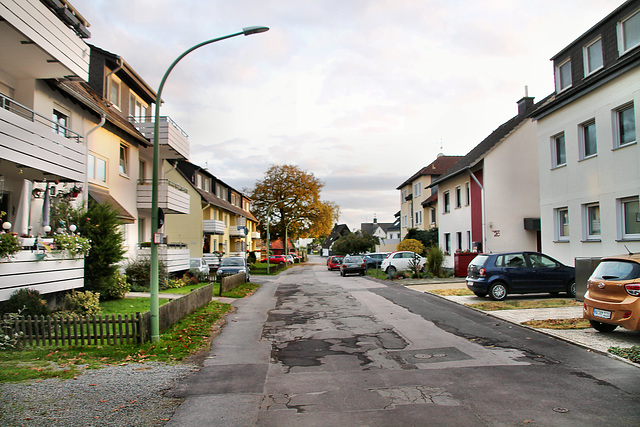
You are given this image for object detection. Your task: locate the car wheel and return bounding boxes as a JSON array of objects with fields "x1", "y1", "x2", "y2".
[
  {"x1": 489, "y1": 283, "x2": 507, "y2": 301},
  {"x1": 473, "y1": 291, "x2": 486, "y2": 298},
  {"x1": 340, "y1": 271, "x2": 345, "y2": 277},
  {"x1": 360, "y1": 271, "x2": 365, "y2": 276},
  {"x1": 566, "y1": 281, "x2": 576, "y2": 298},
  {"x1": 589, "y1": 320, "x2": 617, "y2": 333},
  {"x1": 388, "y1": 266, "x2": 397, "y2": 276}
]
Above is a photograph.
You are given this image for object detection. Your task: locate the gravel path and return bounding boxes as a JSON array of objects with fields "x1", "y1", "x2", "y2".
[{"x1": 0, "y1": 362, "x2": 197, "y2": 426}]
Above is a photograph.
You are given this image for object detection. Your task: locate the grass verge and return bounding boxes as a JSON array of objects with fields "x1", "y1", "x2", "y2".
[
  {"x1": 521, "y1": 318, "x2": 590, "y2": 329},
  {"x1": 429, "y1": 289, "x2": 474, "y2": 296},
  {"x1": 100, "y1": 297, "x2": 171, "y2": 314},
  {"x1": 0, "y1": 300, "x2": 234, "y2": 384},
  {"x1": 609, "y1": 346, "x2": 640, "y2": 363},
  {"x1": 466, "y1": 298, "x2": 581, "y2": 311}
]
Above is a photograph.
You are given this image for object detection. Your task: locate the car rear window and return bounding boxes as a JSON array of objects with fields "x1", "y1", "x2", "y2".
[
  {"x1": 469, "y1": 255, "x2": 489, "y2": 267},
  {"x1": 591, "y1": 260, "x2": 640, "y2": 281}
]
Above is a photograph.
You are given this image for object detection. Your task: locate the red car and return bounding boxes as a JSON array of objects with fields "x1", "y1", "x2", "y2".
[
  {"x1": 327, "y1": 255, "x2": 344, "y2": 271},
  {"x1": 261, "y1": 255, "x2": 288, "y2": 265}
]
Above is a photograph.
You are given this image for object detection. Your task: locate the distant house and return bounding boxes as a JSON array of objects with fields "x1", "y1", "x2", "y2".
[
  {"x1": 322, "y1": 224, "x2": 350, "y2": 256},
  {"x1": 532, "y1": 0, "x2": 640, "y2": 264},
  {"x1": 430, "y1": 96, "x2": 545, "y2": 268},
  {"x1": 360, "y1": 215, "x2": 400, "y2": 252},
  {"x1": 396, "y1": 155, "x2": 463, "y2": 240}
]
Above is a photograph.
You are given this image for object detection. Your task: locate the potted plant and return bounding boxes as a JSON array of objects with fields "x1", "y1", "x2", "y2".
[
  {"x1": 0, "y1": 233, "x2": 21, "y2": 260},
  {"x1": 70, "y1": 185, "x2": 82, "y2": 198},
  {"x1": 53, "y1": 233, "x2": 91, "y2": 257}
]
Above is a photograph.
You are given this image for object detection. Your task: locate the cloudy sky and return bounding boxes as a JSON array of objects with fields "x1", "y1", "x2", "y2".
[{"x1": 72, "y1": 0, "x2": 623, "y2": 231}]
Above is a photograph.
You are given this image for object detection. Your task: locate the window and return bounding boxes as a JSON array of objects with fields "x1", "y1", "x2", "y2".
[
  {"x1": 402, "y1": 215, "x2": 408, "y2": 228},
  {"x1": 129, "y1": 93, "x2": 148, "y2": 122},
  {"x1": 109, "y1": 75, "x2": 121, "y2": 108},
  {"x1": 88, "y1": 153, "x2": 107, "y2": 183},
  {"x1": 443, "y1": 191, "x2": 450, "y2": 213},
  {"x1": 465, "y1": 182, "x2": 470, "y2": 206},
  {"x1": 139, "y1": 160, "x2": 146, "y2": 180},
  {"x1": 552, "y1": 133, "x2": 566, "y2": 168},
  {"x1": 614, "y1": 103, "x2": 636, "y2": 148},
  {"x1": 401, "y1": 189, "x2": 407, "y2": 201},
  {"x1": 619, "y1": 197, "x2": 640, "y2": 240},
  {"x1": 584, "y1": 38, "x2": 603, "y2": 75},
  {"x1": 456, "y1": 232, "x2": 462, "y2": 251},
  {"x1": 579, "y1": 120, "x2": 597, "y2": 159},
  {"x1": 583, "y1": 203, "x2": 601, "y2": 240},
  {"x1": 555, "y1": 207, "x2": 569, "y2": 241},
  {"x1": 430, "y1": 208, "x2": 436, "y2": 225},
  {"x1": 52, "y1": 109, "x2": 68, "y2": 136},
  {"x1": 555, "y1": 58, "x2": 572, "y2": 92},
  {"x1": 414, "y1": 182, "x2": 422, "y2": 197},
  {"x1": 444, "y1": 233, "x2": 450, "y2": 254},
  {"x1": 455, "y1": 186, "x2": 462, "y2": 208},
  {"x1": 415, "y1": 210, "x2": 422, "y2": 225},
  {"x1": 618, "y1": 8, "x2": 640, "y2": 55},
  {"x1": 466, "y1": 231, "x2": 471, "y2": 251},
  {"x1": 119, "y1": 143, "x2": 129, "y2": 176}
]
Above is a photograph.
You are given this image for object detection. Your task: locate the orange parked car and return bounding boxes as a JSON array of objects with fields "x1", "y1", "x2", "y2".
[{"x1": 583, "y1": 253, "x2": 640, "y2": 332}]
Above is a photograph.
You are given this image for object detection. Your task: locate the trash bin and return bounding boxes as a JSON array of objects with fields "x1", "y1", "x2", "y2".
[
  {"x1": 574, "y1": 257, "x2": 601, "y2": 302},
  {"x1": 454, "y1": 252, "x2": 479, "y2": 277}
]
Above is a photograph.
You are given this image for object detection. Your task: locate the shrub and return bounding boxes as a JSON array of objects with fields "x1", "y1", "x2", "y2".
[
  {"x1": 426, "y1": 246, "x2": 445, "y2": 278},
  {"x1": 102, "y1": 272, "x2": 130, "y2": 300},
  {"x1": 166, "y1": 277, "x2": 188, "y2": 289},
  {"x1": 124, "y1": 256, "x2": 168, "y2": 291},
  {"x1": 1, "y1": 289, "x2": 50, "y2": 317},
  {"x1": 397, "y1": 238, "x2": 424, "y2": 255},
  {"x1": 248, "y1": 251, "x2": 257, "y2": 265},
  {"x1": 0, "y1": 311, "x2": 24, "y2": 350},
  {"x1": 0, "y1": 233, "x2": 21, "y2": 259},
  {"x1": 63, "y1": 290, "x2": 101, "y2": 316}
]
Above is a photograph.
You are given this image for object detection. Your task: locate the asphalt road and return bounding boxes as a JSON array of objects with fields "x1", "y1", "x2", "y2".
[{"x1": 167, "y1": 259, "x2": 640, "y2": 426}]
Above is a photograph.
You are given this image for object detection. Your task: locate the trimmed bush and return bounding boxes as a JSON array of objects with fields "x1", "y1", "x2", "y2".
[
  {"x1": 124, "y1": 256, "x2": 168, "y2": 291},
  {"x1": 102, "y1": 273, "x2": 130, "y2": 300},
  {"x1": 63, "y1": 290, "x2": 101, "y2": 316},
  {"x1": 426, "y1": 246, "x2": 445, "y2": 278},
  {"x1": 1, "y1": 289, "x2": 50, "y2": 317}
]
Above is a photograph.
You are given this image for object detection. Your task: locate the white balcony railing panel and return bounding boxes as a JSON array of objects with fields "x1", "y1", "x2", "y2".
[
  {"x1": 0, "y1": 107, "x2": 86, "y2": 182},
  {"x1": 2, "y1": 0, "x2": 89, "y2": 80},
  {"x1": 229, "y1": 226, "x2": 246, "y2": 237},
  {"x1": 0, "y1": 251, "x2": 84, "y2": 302},
  {"x1": 134, "y1": 117, "x2": 189, "y2": 160},
  {"x1": 136, "y1": 180, "x2": 189, "y2": 215},
  {"x1": 250, "y1": 232, "x2": 261, "y2": 239},
  {"x1": 138, "y1": 246, "x2": 190, "y2": 273},
  {"x1": 203, "y1": 219, "x2": 225, "y2": 235}
]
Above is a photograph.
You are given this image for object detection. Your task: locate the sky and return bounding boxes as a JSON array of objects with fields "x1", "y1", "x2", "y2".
[{"x1": 71, "y1": 0, "x2": 624, "y2": 232}]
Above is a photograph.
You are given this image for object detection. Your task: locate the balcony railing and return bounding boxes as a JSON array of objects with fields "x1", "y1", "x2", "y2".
[
  {"x1": 137, "y1": 243, "x2": 189, "y2": 273},
  {"x1": 250, "y1": 232, "x2": 261, "y2": 239},
  {"x1": 137, "y1": 179, "x2": 190, "y2": 215},
  {"x1": 203, "y1": 219, "x2": 225, "y2": 235},
  {"x1": 229, "y1": 226, "x2": 246, "y2": 238},
  {"x1": 131, "y1": 116, "x2": 189, "y2": 160}
]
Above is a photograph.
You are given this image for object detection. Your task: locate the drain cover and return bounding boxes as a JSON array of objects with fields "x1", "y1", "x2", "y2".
[{"x1": 394, "y1": 347, "x2": 473, "y2": 364}]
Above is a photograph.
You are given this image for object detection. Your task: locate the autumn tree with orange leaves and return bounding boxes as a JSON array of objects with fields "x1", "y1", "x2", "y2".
[{"x1": 249, "y1": 164, "x2": 339, "y2": 241}]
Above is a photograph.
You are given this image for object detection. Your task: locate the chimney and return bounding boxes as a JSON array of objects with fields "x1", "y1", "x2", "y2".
[{"x1": 517, "y1": 96, "x2": 534, "y2": 115}]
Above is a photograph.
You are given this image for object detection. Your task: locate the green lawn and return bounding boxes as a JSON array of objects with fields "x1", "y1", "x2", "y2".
[{"x1": 100, "y1": 297, "x2": 171, "y2": 315}]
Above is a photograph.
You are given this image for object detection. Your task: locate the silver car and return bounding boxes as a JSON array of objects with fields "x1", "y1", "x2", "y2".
[{"x1": 216, "y1": 257, "x2": 250, "y2": 282}]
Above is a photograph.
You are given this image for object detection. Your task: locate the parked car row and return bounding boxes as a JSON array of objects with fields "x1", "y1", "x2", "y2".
[
  {"x1": 327, "y1": 255, "x2": 365, "y2": 276},
  {"x1": 261, "y1": 254, "x2": 301, "y2": 265},
  {"x1": 190, "y1": 256, "x2": 250, "y2": 282}
]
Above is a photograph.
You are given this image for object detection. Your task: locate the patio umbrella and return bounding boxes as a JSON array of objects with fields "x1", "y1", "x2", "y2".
[
  {"x1": 42, "y1": 182, "x2": 50, "y2": 228},
  {"x1": 13, "y1": 179, "x2": 32, "y2": 236}
]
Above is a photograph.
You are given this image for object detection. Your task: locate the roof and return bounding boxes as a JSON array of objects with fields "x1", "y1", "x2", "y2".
[
  {"x1": 52, "y1": 80, "x2": 150, "y2": 147},
  {"x1": 323, "y1": 224, "x2": 350, "y2": 248},
  {"x1": 396, "y1": 155, "x2": 464, "y2": 189},
  {"x1": 88, "y1": 185, "x2": 135, "y2": 224},
  {"x1": 430, "y1": 97, "x2": 549, "y2": 187},
  {"x1": 421, "y1": 192, "x2": 438, "y2": 207}
]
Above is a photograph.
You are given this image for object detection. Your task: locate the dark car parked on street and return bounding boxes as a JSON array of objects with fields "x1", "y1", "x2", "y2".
[
  {"x1": 363, "y1": 252, "x2": 391, "y2": 269},
  {"x1": 466, "y1": 251, "x2": 575, "y2": 301},
  {"x1": 340, "y1": 255, "x2": 366, "y2": 276}
]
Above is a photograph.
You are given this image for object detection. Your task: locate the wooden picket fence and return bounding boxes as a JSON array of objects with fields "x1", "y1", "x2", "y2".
[{"x1": 2, "y1": 313, "x2": 146, "y2": 347}]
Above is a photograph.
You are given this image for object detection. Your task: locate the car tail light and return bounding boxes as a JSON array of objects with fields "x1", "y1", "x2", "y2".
[
  {"x1": 625, "y1": 284, "x2": 640, "y2": 297},
  {"x1": 623, "y1": 311, "x2": 632, "y2": 319},
  {"x1": 479, "y1": 268, "x2": 486, "y2": 277}
]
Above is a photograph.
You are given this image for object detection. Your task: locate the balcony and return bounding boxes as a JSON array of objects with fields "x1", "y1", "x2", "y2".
[
  {"x1": 203, "y1": 219, "x2": 225, "y2": 235},
  {"x1": 0, "y1": 251, "x2": 84, "y2": 302},
  {"x1": 137, "y1": 179, "x2": 189, "y2": 215},
  {"x1": 250, "y1": 231, "x2": 261, "y2": 239},
  {"x1": 137, "y1": 244, "x2": 189, "y2": 273},
  {"x1": 133, "y1": 116, "x2": 189, "y2": 160},
  {"x1": 0, "y1": 94, "x2": 86, "y2": 182},
  {"x1": 229, "y1": 226, "x2": 246, "y2": 238}
]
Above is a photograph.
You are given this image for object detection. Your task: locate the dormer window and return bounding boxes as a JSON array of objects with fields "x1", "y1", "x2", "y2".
[
  {"x1": 583, "y1": 37, "x2": 603, "y2": 76},
  {"x1": 555, "y1": 58, "x2": 572, "y2": 92},
  {"x1": 618, "y1": 7, "x2": 640, "y2": 55},
  {"x1": 109, "y1": 75, "x2": 121, "y2": 109}
]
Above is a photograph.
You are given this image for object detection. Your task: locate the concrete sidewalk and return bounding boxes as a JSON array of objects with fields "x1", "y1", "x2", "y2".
[{"x1": 405, "y1": 281, "x2": 640, "y2": 359}]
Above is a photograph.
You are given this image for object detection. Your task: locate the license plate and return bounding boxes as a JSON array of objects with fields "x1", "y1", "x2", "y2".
[{"x1": 592, "y1": 308, "x2": 612, "y2": 319}]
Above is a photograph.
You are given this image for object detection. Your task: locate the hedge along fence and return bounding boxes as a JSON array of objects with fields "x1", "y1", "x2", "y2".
[{"x1": 2, "y1": 284, "x2": 214, "y2": 347}]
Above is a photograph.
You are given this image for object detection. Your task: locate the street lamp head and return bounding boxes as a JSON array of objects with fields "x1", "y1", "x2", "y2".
[{"x1": 243, "y1": 26, "x2": 270, "y2": 35}]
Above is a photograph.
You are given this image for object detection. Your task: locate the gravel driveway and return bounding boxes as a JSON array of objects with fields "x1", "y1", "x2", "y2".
[{"x1": 0, "y1": 362, "x2": 197, "y2": 426}]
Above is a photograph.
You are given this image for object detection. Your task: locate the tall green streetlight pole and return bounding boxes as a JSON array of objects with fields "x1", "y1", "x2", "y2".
[
  {"x1": 284, "y1": 217, "x2": 297, "y2": 256},
  {"x1": 150, "y1": 26, "x2": 269, "y2": 342},
  {"x1": 265, "y1": 197, "x2": 294, "y2": 274}
]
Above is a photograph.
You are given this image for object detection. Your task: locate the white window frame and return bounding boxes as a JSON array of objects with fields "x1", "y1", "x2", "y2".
[
  {"x1": 613, "y1": 102, "x2": 636, "y2": 148},
  {"x1": 555, "y1": 58, "x2": 572, "y2": 92},
  {"x1": 618, "y1": 7, "x2": 640, "y2": 56},
  {"x1": 109, "y1": 75, "x2": 121, "y2": 109},
  {"x1": 415, "y1": 210, "x2": 422, "y2": 225},
  {"x1": 579, "y1": 119, "x2": 597, "y2": 160},
  {"x1": 583, "y1": 37, "x2": 603, "y2": 76},
  {"x1": 582, "y1": 202, "x2": 601, "y2": 241},
  {"x1": 88, "y1": 153, "x2": 107, "y2": 183},
  {"x1": 465, "y1": 182, "x2": 470, "y2": 206},
  {"x1": 466, "y1": 231, "x2": 471, "y2": 251},
  {"x1": 52, "y1": 108, "x2": 69, "y2": 137},
  {"x1": 401, "y1": 189, "x2": 408, "y2": 201},
  {"x1": 119, "y1": 143, "x2": 129, "y2": 177},
  {"x1": 443, "y1": 191, "x2": 450, "y2": 213},
  {"x1": 430, "y1": 207, "x2": 436, "y2": 225},
  {"x1": 444, "y1": 233, "x2": 451, "y2": 254},
  {"x1": 555, "y1": 207, "x2": 570, "y2": 242},
  {"x1": 402, "y1": 215, "x2": 408, "y2": 228},
  {"x1": 618, "y1": 196, "x2": 640, "y2": 240},
  {"x1": 551, "y1": 132, "x2": 567, "y2": 168},
  {"x1": 414, "y1": 182, "x2": 422, "y2": 197},
  {"x1": 129, "y1": 92, "x2": 148, "y2": 123},
  {"x1": 456, "y1": 231, "x2": 462, "y2": 251},
  {"x1": 455, "y1": 186, "x2": 462, "y2": 208}
]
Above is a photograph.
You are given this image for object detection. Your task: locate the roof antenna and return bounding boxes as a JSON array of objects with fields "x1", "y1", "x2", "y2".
[{"x1": 525, "y1": 85, "x2": 529, "y2": 97}]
